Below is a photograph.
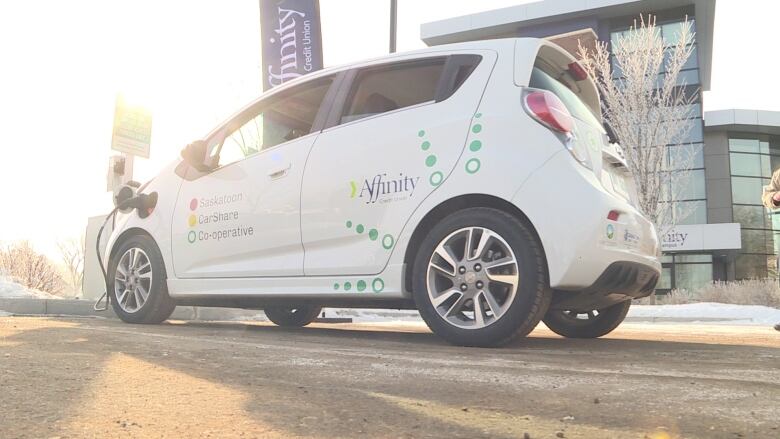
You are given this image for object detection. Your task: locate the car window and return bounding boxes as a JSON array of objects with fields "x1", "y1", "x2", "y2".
[
  {"x1": 529, "y1": 67, "x2": 603, "y2": 129},
  {"x1": 340, "y1": 58, "x2": 446, "y2": 125},
  {"x1": 216, "y1": 75, "x2": 334, "y2": 167}
]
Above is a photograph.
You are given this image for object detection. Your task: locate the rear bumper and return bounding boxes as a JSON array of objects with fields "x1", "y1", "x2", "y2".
[
  {"x1": 511, "y1": 151, "x2": 661, "y2": 290},
  {"x1": 550, "y1": 261, "x2": 659, "y2": 311}
]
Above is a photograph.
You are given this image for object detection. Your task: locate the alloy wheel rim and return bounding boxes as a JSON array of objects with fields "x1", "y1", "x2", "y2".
[
  {"x1": 426, "y1": 226, "x2": 519, "y2": 329},
  {"x1": 114, "y1": 247, "x2": 153, "y2": 313}
]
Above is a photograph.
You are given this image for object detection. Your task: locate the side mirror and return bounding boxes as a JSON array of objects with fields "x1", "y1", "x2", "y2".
[{"x1": 181, "y1": 140, "x2": 214, "y2": 172}]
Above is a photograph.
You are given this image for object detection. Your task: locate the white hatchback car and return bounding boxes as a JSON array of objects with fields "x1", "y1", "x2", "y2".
[{"x1": 104, "y1": 38, "x2": 661, "y2": 347}]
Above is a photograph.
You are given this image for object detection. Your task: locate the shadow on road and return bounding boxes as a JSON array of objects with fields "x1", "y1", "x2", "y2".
[{"x1": 1, "y1": 317, "x2": 778, "y2": 439}]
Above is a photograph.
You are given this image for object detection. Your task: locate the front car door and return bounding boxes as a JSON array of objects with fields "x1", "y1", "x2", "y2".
[
  {"x1": 171, "y1": 74, "x2": 336, "y2": 278},
  {"x1": 300, "y1": 51, "x2": 496, "y2": 277}
]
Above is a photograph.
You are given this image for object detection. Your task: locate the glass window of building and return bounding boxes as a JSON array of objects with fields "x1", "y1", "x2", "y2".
[
  {"x1": 657, "y1": 253, "x2": 712, "y2": 293},
  {"x1": 730, "y1": 134, "x2": 780, "y2": 279}
]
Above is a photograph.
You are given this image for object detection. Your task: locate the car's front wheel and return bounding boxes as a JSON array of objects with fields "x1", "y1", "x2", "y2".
[
  {"x1": 412, "y1": 208, "x2": 551, "y2": 347},
  {"x1": 543, "y1": 300, "x2": 631, "y2": 338},
  {"x1": 108, "y1": 235, "x2": 176, "y2": 324},
  {"x1": 264, "y1": 306, "x2": 322, "y2": 327}
]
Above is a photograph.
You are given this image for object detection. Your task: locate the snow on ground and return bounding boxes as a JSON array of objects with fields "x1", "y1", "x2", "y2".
[
  {"x1": 322, "y1": 302, "x2": 780, "y2": 326},
  {"x1": 0, "y1": 277, "x2": 60, "y2": 300},
  {"x1": 628, "y1": 302, "x2": 780, "y2": 325}
]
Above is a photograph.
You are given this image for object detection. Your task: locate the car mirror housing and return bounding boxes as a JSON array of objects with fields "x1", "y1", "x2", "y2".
[{"x1": 181, "y1": 140, "x2": 214, "y2": 172}]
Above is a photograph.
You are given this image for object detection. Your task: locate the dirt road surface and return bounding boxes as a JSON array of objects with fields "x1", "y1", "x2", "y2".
[{"x1": 1, "y1": 316, "x2": 778, "y2": 439}]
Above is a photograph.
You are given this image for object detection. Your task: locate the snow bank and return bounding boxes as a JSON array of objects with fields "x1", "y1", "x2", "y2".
[
  {"x1": 322, "y1": 303, "x2": 780, "y2": 325},
  {"x1": 628, "y1": 302, "x2": 780, "y2": 325},
  {"x1": 0, "y1": 276, "x2": 59, "y2": 300}
]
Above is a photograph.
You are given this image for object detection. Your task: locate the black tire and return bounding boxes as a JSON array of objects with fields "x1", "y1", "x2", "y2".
[
  {"x1": 264, "y1": 306, "x2": 322, "y2": 327},
  {"x1": 108, "y1": 235, "x2": 176, "y2": 324},
  {"x1": 543, "y1": 300, "x2": 631, "y2": 338},
  {"x1": 412, "y1": 207, "x2": 552, "y2": 347}
]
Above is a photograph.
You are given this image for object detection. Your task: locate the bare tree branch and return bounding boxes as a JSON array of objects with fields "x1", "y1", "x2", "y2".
[{"x1": 578, "y1": 15, "x2": 699, "y2": 233}]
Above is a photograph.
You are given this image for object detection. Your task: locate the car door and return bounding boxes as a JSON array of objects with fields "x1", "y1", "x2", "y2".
[
  {"x1": 171, "y1": 74, "x2": 336, "y2": 278},
  {"x1": 300, "y1": 51, "x2": 495, "y2": 276}
]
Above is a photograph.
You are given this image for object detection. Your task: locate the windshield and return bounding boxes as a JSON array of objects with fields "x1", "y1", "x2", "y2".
[{"x1": 529, "y1": 67, "x2": 604, "y2": 130}]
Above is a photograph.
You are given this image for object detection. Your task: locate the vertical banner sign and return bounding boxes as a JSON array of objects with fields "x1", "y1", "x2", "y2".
[{"x1": 259, "y1": 0, "x2": 324, "y2": 91}]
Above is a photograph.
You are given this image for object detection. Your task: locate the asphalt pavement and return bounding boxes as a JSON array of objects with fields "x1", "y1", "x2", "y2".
[{"x1": 0, "y1": 316, "x2": 778, "y2": 438}]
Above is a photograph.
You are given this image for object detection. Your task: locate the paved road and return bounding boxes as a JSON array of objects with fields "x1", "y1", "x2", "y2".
[{"x1": 1, "y1": 316, "x2": 778, "y2": 439}]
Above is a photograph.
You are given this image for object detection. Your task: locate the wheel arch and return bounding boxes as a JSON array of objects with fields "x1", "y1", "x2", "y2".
[
  {"x1": 402, "y1": 194, "x2": 546, "y2": 293},
  {"x1": 109, "y1": 227, "x2": 160, "y2": 264}
]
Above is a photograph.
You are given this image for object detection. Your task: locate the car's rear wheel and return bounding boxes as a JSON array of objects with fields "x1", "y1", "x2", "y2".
[
  {"x1": 412, "y1": 207, "x2": 551, "y2": 347},
  {"x1": 543, "y1": 300, "x2": 631, "y2": 338},
  {"x1": 109, "y1": 235, "x2": 176, "y2": 324},
  {"x1": 264, "y1": 306, "x2": 322, "y2": 327}
]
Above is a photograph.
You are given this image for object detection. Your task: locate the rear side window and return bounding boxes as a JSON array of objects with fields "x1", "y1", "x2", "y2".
[
  {"x1": 340, "y1": 58, "x2": 446, "y2": 124},
  {"x1": 529, "y1": 67, "x2": 602, "y2": 129}
]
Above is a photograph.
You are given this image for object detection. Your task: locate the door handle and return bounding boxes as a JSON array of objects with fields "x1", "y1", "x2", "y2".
[{"x1": 268, "y1": 163, "x2": 291, "y2": 179}]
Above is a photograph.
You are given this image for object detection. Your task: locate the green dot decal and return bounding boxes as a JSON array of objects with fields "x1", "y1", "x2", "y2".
[
  {"x1": 344, "y1": 282, "x2": 352, "y2": 291},
  {"x1": 475, "y1": 112, "x2": 482, "y2": 118},
  {"x1": 372, "y1": 278, "x2": 385, "y2": 293},
  {"x1": 333, "y1": 283, "x2": 340, "y2": 290},
  {"x1": 469, "y1": 140, "x2": 482, "y2": 152},
  {"x1": 382, "y1": 234, "x2": 394, "y2": 249},
  {"x1": 465, "y1": 158, "x2": 481, "y2": 174},
  {"x1": 188, "y1": 231, "x2": 196, "y2": 244},
  {"x1": 425, "y1": 155, "x2": 437, "y2": 167},
  {"x1": 356, "y1": 224, "x2": 364, "y2": 234},
  {"x1": 357, "y1": 280, "x2": 367, "y2": 292},
  {"x1": 472, "y1": 124, "x2": 482, "y2": 134},
  {"x1": 429, "y1": 171, "x2": 444, "y2": 186},
  {"x1": 418, "y1": 130, "x2": 425, "y2": 137},
  {"x1": 368, "y1": 229, "x2": 379, "y2": 240},
  {"x1": 346, "y1": 220, "x2": 352, "y2": 228},
  {"x1": 421, "y1": 141, "x2": 431, "y2": 151}
]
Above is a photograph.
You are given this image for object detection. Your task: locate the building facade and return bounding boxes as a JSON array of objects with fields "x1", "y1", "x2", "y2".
[{"x1": 422, "y1": 0, "x2": 780, "y2": 292}]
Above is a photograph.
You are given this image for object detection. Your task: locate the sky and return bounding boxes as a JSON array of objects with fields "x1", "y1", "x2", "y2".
[{"x1": 0, "y1": 0, "x2": 778, "y2": 257}]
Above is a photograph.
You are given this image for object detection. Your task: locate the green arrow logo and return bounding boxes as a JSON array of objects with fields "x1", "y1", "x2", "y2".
[{"x1": 349, "y1": 180, "x2": 357, "y2": 198}]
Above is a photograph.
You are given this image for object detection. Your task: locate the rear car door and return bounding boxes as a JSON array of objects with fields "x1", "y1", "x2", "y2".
[
  {"x1": 300, "y1": 51, "x2": 496, "y2": 276},
  {"x1": 171, "y1": 75, "x2": 336, "y2": 278}
]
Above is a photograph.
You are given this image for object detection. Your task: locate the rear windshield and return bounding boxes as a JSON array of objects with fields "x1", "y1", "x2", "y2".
[{"x1": 529, "y1": 67, "x2": 603, "y2": 129}]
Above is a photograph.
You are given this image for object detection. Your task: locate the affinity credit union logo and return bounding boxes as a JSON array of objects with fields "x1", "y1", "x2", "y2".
[{"x1": 350, "y1": 173, "x2": 420, "y2": 204}]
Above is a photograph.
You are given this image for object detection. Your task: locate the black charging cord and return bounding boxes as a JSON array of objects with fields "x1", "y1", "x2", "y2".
[{"x1": 93, "y1": 195, "x2": 150, "y2": 311}]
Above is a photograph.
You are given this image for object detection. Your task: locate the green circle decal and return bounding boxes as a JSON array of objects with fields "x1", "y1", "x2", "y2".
[
  {"x1": 418, "y1": 130, "x2": 425, "y2": 137},
  {"x1": 465, "y1": 158, "x2": 481, "y2": 174},
  {"x1": 372, "y1": 278, "x2": 385, "y2": 293},
  {"x1": 429, "y1": 171, "x2": 444, "y2": 186},
  {"x1": 187, "y1": 231, "x2": 196, "y2": 243},
  {"x1": 469, "y1": 140, "x2": 482, "y2": 152},
  {"x1": 333, "y1": 283, "x2": 340, "y2": 290},
  {"x1": 346, "y1": 220, "x2": 352, "y2": 228},
  {"x1": 425, "y1": 155, "x2": 437, "y2": 167},
  {"x1": 357, "y1": 280, "x2": 366, "y2": 292},
  {"x1": 369, "y1": 229, "x2": 379, "y2": 241},
  {"x1": 382, "y1": 234, "x2": 394, "y2": 249},
  {"x1": 344, "y1": 281, "x2": 352, "y2": 291},
  {"x1": 356, "y1": 224, "x2": 364, "y2": 234},
  {"x1": 471, "y1": 124, "x2": 482, "y2": 134},
  {"x1": 421, "y1": 140, "x2": 431, "y2": 151},
  {"x1": 475, "y1": 112, "x2": 482, "y2": 118}
]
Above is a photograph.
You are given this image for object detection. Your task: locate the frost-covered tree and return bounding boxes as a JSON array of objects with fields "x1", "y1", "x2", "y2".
[
  {"x1": 0, "y1": 241, "x2": 64, "y2": 294},
  {"x1": 578, "y1": 15, "x2": 698, "y2": 232},
  {"x1": 58, "y1": 237, "x2": 85, "y2": 297}
]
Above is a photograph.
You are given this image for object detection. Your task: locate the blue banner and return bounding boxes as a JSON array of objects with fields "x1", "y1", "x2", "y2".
[{"x1": 259, "y1": 0, "x2": 324, "y2": 91}]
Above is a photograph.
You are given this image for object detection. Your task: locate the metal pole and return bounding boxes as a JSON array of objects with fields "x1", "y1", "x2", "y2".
[{"x1": 389, "y1": 0, "x2": 397, "y2": 53}]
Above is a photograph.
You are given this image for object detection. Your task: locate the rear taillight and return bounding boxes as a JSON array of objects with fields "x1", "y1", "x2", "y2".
[{"x1": 523, "y1": 90, "x2": 574, "y2": 134}]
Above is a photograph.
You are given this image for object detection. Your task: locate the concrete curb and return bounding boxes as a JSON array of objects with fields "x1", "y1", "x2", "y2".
[
  {"x1": 0, "y1": 298, "x2": 265, "y2": 322},
  {"x1": 0, "y1": 298, "x2": 354, "y2": 323}
]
